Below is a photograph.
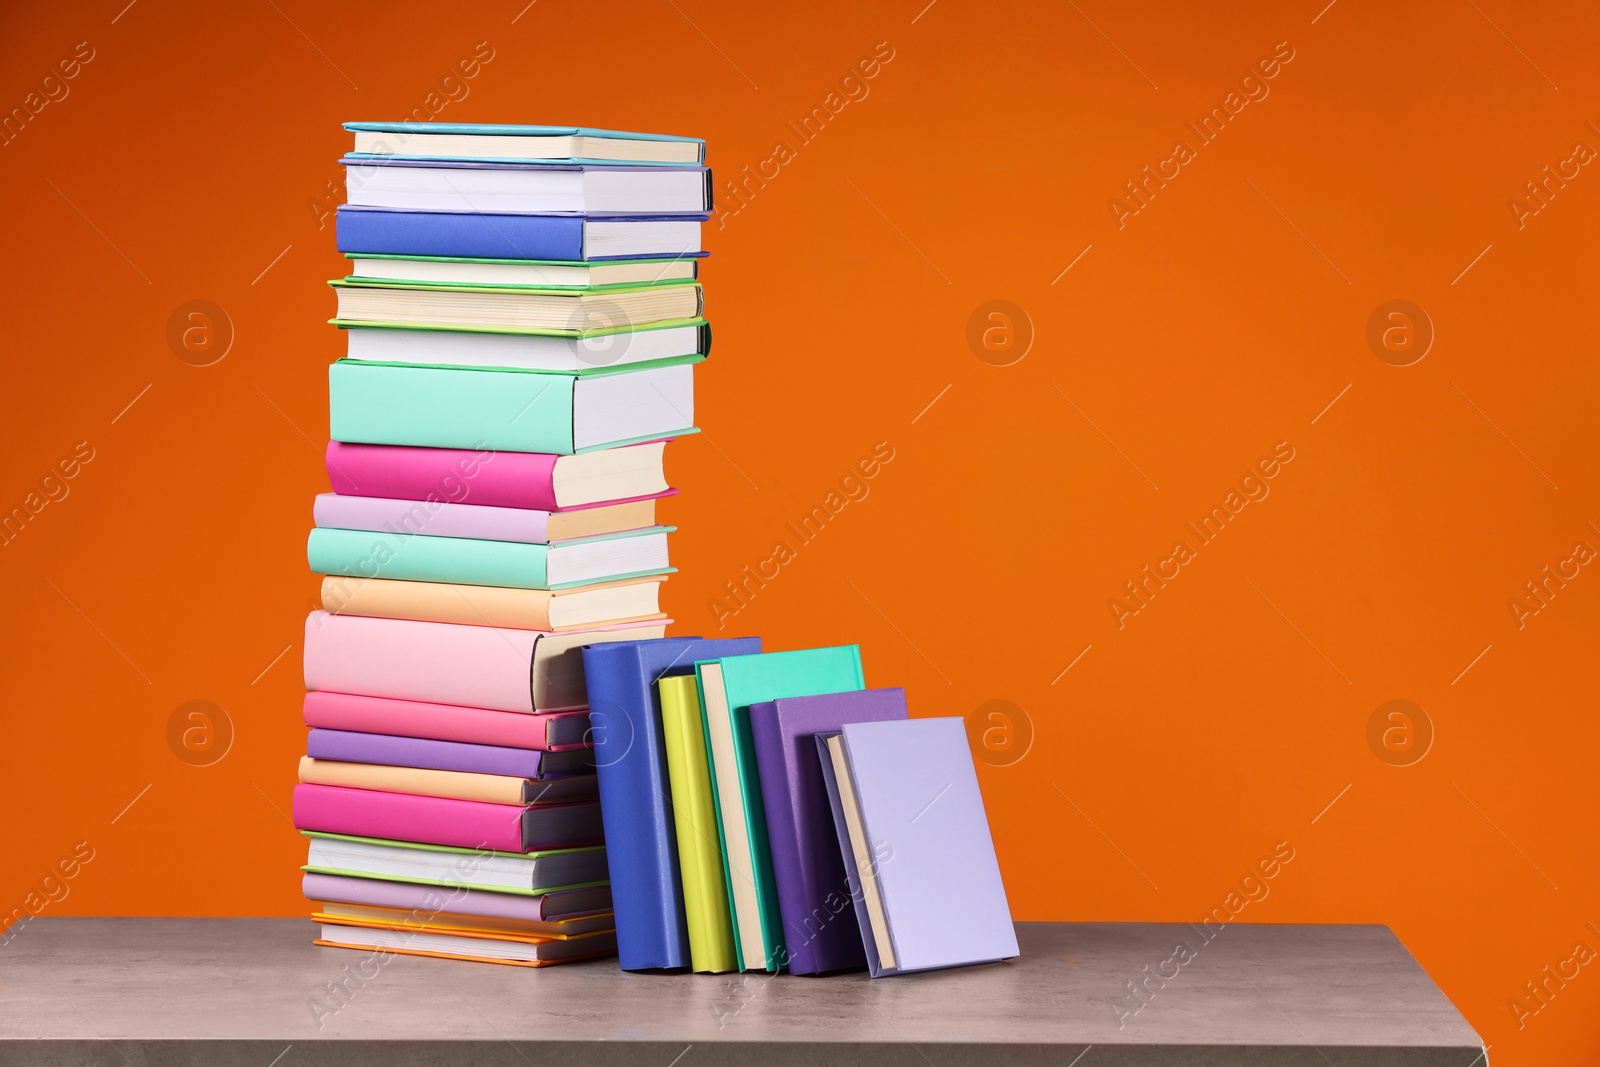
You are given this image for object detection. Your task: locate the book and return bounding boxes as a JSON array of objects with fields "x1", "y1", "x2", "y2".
[
  {"x1": 748, "y1": 689, "x2": 909, "y2": 975},
  {"x1": 298, "y1": 757, "x2": 596, "y2": 806},
  {"x1": 658, "y1": 673, "x2": 737, "y2": 973},
  {"x1": 578, "y1": 636, "x2": 761, "y2": 971},
  {"x1": 305, "y1": 729, "x2": 593, "y2": 779},
  {"x1": 336, "y1": 206, "x2": 706, "y2": 260},
  {"x1": 303, "y1": 831, "x2": 607, "y2": 894},
  {"x1": 303, "y1": 611, "x2": 666, "y2": 713},
  {"x1": 302, "y1": 871, "x2": 611, "y2": 922},
  {"x1": 340, "y1": 318, "x2": 709, "y2": 373},
  {"x1": 323, "y1": 439, "x2": 673, "y2": 512},
  {"x1": 329, "y1": 278, "x2": 704, "y2": 331},
  {"x1": 328, "y1": 359, "x2": 697, "y2": 455},
  {"x1": 311, "y1": 900, "x2": 615, "y2": 938},
  {"x1": 313, "y1": 492, "x2": 662, "y2": 544},
  {"x1": 314, "y1": 918, "x2": 617, "y2": 966},
  {"x1": 694, "y1": 647, "x2": 866, "y2": 973},
  {"x1": 320, "y1": 574, "x2": 666, "y2": 631},
  {"x1": 302, "y1": 692, "x2": 591, "y2": 751},
  {"x1": 344, "y1": 122, "x2": 705, "y2": 165},
  {"x1": 305, "y1": 525, "x2": 672, "y2": 590},
  {"x1": 292, "y1": 783, "x2": 602, "y2": 852},
  {"x1": 347, "y1": 254, "x2": 699, "y2": 290},
  {"x1": 815, "y1": 718, "x2": 1019, "y2": 978},
  {"x1": 342, "y1": 158, "x2": 713, "y2": 214}
]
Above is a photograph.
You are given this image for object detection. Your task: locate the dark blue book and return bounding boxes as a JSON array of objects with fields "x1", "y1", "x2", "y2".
[
  {"x1": 336, "y1": 206, "x2": 709, "y2": 261},
  {"x1": 581, "y1": 635, "x2": 762, "y2": 971}
]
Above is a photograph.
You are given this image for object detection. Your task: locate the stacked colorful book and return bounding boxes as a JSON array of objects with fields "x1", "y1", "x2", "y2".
[
  {"x1": 582, "y1": 638, "x2": 1020, "y2": 978},
  {"x1": 292, "y1": 122, "x2": 712, "y2": 966}
]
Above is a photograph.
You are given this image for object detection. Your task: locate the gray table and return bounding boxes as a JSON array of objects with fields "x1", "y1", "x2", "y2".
[{"x1": 0, "y1": 919, "x2": 1484, "y2": 1065}]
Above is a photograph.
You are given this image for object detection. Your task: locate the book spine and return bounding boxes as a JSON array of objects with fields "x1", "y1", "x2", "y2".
[
  {"x1": 581, "y1": 644, "x2": 690, "y2": 970},
  {"x1": 323, "y1": 441, "x2": 563, "y2": 512},
  {"x1": 308, "y1": 527, "x2": 553, "y2": 590},
  {"x1": 329, "y1": 361, "x2": 579, "y2": 454},
  {"x1": 336, "y1": 206, "x2": 586, "y2": 260},
  {"x1": 292, "y1": 783, "x2": 526, "y2": 851},
  {"x1": 300, "y1": 691, "x2": 565, "y2": 749}
]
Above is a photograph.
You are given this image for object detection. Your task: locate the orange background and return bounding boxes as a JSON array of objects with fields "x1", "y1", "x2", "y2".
[{"x1": 3, "y1": 0, "x2": 1597, "y2": 1060}]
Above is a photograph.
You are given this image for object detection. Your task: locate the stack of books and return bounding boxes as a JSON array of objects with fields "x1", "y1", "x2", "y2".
[
  {"x1": 291, "y1": 122, "x2": 713, "y2": 967},
  {"x1": 583, "y1": 638, "x2": 1020, "y2": 978}
]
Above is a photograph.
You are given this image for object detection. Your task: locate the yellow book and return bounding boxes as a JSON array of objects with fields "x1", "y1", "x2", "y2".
[{"x1": 659, "y1": 674, "x2": 737, "y2": 973}]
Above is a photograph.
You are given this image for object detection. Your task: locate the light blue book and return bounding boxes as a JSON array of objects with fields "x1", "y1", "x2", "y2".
[{"x1": 815, "y1": 717, "x2": 1018, "y2": 977}]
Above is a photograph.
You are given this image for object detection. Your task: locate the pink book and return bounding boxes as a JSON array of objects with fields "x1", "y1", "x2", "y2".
[
  {"x1": 324, "y1": 440, "x2": 675, "y2": 511},
  {"x1": 302, "y1": 611, "x2": 666, "y2": 712},
  {"x1": 292, "y1": 783, "x2": 602, "y2": 852},
  {"x1": 302, "y1": 692, "x2": 591, "y2": 751}
]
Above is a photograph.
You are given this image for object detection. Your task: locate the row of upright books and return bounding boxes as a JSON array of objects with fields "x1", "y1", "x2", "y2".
[
  {"x1": 290, "y1": 122, "x2": 714, "y2": 966},
  {"x1": 587, "y1": 640, "x2": 1019, "y2": 977}
]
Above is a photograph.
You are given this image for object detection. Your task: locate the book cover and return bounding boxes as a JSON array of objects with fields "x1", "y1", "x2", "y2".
[
  {"x1": 327, "y1": 359, "x2": 699, "y2": 455},
  {"x1": 748, "y1": 689, "x2": 909, "y2": 975},
  {"x1": 322, "y1": 439, "x2": 673, "y2": 512},
  {"x1": 292, "y1": 783, "x2": 601, "y2": 853},
  {"x1": 579, "y1": 636, "x2": 761, "y2": 971},
  {"x1": 816, "y1": 718, "x2": 1019, "y2": 977},
  {"x1": 658, "y1": 673, "x2": 737, "y2": 973},
  {"x1": 298, "y1": 755, "x2": 595, "y2": 805},
  {"x1": 301, "y1": 692, "x2": 590, "y2": 751},
  {"x1": 302, "y1": 611, "x2": 664, "y2": 713},
  {"x1": 319, "y1": 574, "x2": 667, "y2": 632},
  {"x1": 305, "y1": 729, "x2": 592, "y2": 779},
  {"x1": 302, "y1": 871, "x2": 611, "y2": 922},
  {"x1": 335, "y1": 206, "x2": 709, "y2": 261},
  {"x1": 305, "y1": 525, "x2": 672, "y2": 590},
  {"x1": 694, "y1": 646, "x2": 865, "y2": 972}
]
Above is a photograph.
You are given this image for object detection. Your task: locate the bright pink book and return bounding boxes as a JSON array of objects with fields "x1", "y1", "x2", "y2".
[
  {"x1": 324, "y1": 440, "x2": 676, "y2": 511},
  {"x1": 302, "y1": 692, "x2": 591, "y2": 751},
  {"x1": 291, "y1": 783, "x2": 602, "y2": 852}
]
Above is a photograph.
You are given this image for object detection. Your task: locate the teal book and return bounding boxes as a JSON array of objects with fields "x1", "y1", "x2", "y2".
[
  {"x1": 694, "y1": 646, "x2": 865, "y2": 972},
  {"x1": 327, "y1": 357, "x2": 701, "y2": 455},
  {"x1": 307, "y1": 526, "x2": 673, "y2": 591}
]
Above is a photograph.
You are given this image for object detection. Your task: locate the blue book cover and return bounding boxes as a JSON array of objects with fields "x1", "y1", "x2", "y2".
[
  {"x1": 336, "y1": 206, "x2": 710, "y2": 261},
  {"x1": 815, "y1": 717, "x2": 1018, "y2": 978},
  {"x1": 581, "y1": 635, "x2": 762, "y2": 971}
]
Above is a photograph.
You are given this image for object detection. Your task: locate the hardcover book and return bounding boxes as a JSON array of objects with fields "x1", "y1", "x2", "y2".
[
  {"x1": 302, "y1": 692, "x2": 591, "y2": 751},
  {"x1": 579, "y1": 636, "x2": 761, "y2": 971},
  {"x1": 292, "y1": 783, "x2": 602, "y2": 853},
  {"x1": 327, "y1": 358, "x2": 698, "y2": 455},
  {"x1": 322, "y1": 439, "x2": 673, "y2": 512},
  {"x1": 694, "y1": 646, "x2": 865, "y2": 972},
  {"x1": 302, "y1": 870, "x2": 610, "y2": 922},
  {"x1": 305, "y1": 730, "x2": 593, "y2": 779},
  {"x1": 303, "y1": 832, "x2": 608, "y2": 895},
  {"x1": 748, "y1": 689, "x2": 909, "y2": 975},
  {"x1": 319, "y1": 574, "x2": 666, "y2": 632},
  {"x1": 659, "y1": 673, "x2": 737, "y2": 973},
  {"x1": 335, "y1": 206, "x2": 706, "y2": 261},
  {"x1": 815, "y1": 718, "x2": 1019, "y2": 978},
  {"x1": 303, "y1": 611, "x2": 665, "y2": 713},
  {"x1": 313, "y1": 492, "x2": 663, "y2": 545},
  {"x1": 342, "y1": 157, "x2": 713, "y2": 215},
  {"x1": 344, "y1": 121, "x2": 705, "y2": 165}
]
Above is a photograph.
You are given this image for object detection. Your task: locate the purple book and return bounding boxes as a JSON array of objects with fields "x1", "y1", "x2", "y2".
[
  {"x1": 747, "y1": 688, "x2": 908, "y2": 975},
  {"x1": 301, "y1": 872, "x2": 611, "y2": 922},
  {"x1": 306, "y1": 729, "x2": 592, "y2": 780}
]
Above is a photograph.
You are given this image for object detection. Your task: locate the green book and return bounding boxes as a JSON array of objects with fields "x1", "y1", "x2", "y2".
[
  {"x1": 306, "y1": 525, "x2": 673, "y2": 591},
  {"x1": 300, "y1": 831, "x2": 608, "y2": 897},
  {"x1": 659, "y1": 674, "x2": 738, "y2": 973},
  {"x1": 327, "y1": 356, "x2": 702, "y2": 455},
  {"x1": 694, "y1": 646, "x2": 865, "y2": 972}
]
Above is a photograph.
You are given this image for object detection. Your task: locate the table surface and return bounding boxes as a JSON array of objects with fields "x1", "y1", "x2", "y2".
[{"x1": 0, "y1": 919, "x2": 1485, "y2": 1066}]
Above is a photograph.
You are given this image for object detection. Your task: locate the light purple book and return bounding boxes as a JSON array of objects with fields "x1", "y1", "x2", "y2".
[
  {"x1": 301, "y1": 871, "x2": 611, "y2": 922},
  {"x1": 306, "y1": 728, "x2": 593, "y2": 780},
  {"x1": 313, "y1": 491, "x2": 659, "y2": 544},
  {"x1": 815, "y1": 717, "x2": 1018, "y2": 977},
  {"x1": 748, "y1": 689, "x2": 908, "y2": 975}
]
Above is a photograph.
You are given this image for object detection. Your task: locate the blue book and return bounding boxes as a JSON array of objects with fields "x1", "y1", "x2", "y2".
[
  {"x1": 815, "y1": 717, "x2": 1018, "y2": 978},
  {"x1": 581, "y1": 636, "x2": 762, "y2": 971},
  {"x1": 336, "y1": 206, "x2": 710, "y2": 262}
]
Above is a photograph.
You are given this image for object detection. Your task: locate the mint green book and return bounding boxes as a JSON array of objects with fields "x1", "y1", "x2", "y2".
[
  {"x1": 307, "y1": 525, "x2": 673, "y2": 591},
  {"x1": 327, "y1": 357, "x2": 702, "y2": 454},
  {"x1": 694, "y1": 647, "x2": 865, "y2": 972}
]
